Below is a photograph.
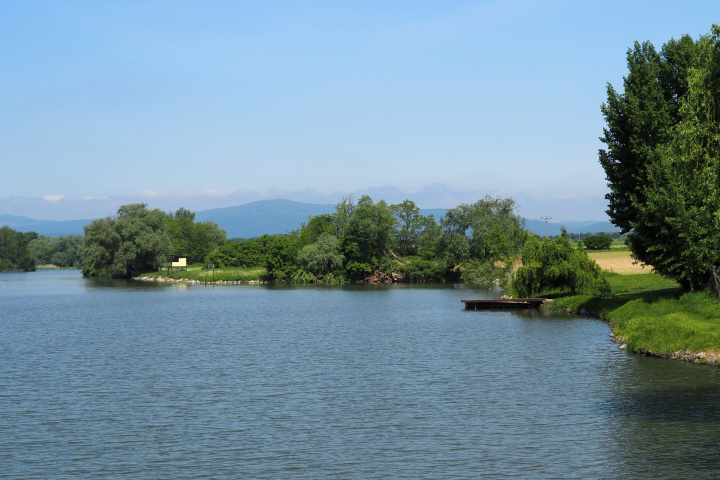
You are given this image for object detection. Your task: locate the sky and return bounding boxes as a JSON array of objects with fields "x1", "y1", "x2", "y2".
[{"x1": 1, "y1": 0, "x2": 718, "y2": 222}]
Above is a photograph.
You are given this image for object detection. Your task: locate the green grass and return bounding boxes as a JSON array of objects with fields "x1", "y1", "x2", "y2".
[
  {"x1": 550, "y1": 273, "x2": 681, "y2": 316},
  {"x1": 550, "y1": 272, "x2": 720, "y2": 356},
  {"x1": 611, "y1": 291, "x2": 720, "y2": 355},
  {"x1": 139, "y1": 265, "x2": 266, "y2": 282}
]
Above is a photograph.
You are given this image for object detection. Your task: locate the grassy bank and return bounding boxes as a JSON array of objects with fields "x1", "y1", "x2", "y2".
[
  {"x1": 610, "y1": 291, "x2": 720, "y2": 358},
  {"x1": 139, "y1": 265, "x2": 266, "y2": 283},
  {"x1": 551, "y1": 267, "x2": 720, "y2": 364}
]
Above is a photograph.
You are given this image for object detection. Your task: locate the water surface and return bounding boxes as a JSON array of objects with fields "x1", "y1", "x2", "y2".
[{"x1": 2, "y1": 270, "x2": 719, "y2": 479}]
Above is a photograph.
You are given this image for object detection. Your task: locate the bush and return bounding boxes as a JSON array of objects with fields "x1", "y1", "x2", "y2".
[
  {"x1": 460, "y1": 259, "x2": 509, "y2": 287},
  {"x1": 583, "y1": 235, "x2": 613, "y2": 250},
  {"x1": 510, "y1": 230, "x2": 611, "y2": 297},
  {"x1": 403, "y1": 259, "x2": 445, "y2": 282}
]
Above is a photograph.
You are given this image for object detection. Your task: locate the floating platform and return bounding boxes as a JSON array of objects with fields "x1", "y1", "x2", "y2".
[{"x1": 462, "y1": 298, "x2": 548, "y2": 310}]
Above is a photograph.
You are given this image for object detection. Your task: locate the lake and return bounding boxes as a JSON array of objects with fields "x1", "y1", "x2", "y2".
[{"x1": 2, "y1": 270, "x2": 720, "y2": 479}]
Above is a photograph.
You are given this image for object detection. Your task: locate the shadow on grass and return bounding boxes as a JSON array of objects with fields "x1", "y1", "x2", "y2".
[{"x1": 550, "y1": 286, "x2": 684, "y2": 319}]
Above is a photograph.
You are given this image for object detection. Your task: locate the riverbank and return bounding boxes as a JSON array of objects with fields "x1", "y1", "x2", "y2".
[
  {"x1": 138, "y1": 266, "x2": 266, "y2": 283},
  {"x1": 551, "y1": 273, "x2": 720, "y2": 366},
  {"x1": 134, "y1": 275, "x2": 269, "y2": 285}
]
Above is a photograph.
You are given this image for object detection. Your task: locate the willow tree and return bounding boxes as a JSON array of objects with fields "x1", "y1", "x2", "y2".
[
  {"x1": 600, "y1": 25, "x2": 720, "y2": 291},
  {"x1": 510, "y1": 230, "x2": 610, "y2": 298}
]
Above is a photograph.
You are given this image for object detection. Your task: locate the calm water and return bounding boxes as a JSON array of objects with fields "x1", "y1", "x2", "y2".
[{"x1": 2, "y1": 270, "x2": 720, "y2": 479}]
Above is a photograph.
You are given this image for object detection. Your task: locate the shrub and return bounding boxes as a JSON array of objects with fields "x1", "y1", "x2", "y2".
[
  {"x1": 583, "y1": 235, "x2": 613, "y2": 250},
  {"x1": 510, "y1": 230, "x2": 611, "y2": 297}
]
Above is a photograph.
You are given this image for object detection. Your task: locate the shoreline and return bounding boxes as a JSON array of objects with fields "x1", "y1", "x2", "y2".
[
  {"x1": 137, "y1": 273, "x2": 720, "y2": 368},
  {"x1": 609, "y1": 331, "x2": 720, "y2": 366},
  {"x1": 134, "y1": 276, "x2": 270, "y2": 285},
  {"x1": 556, "y1": 303, "x2": 720, "y2": 368}
]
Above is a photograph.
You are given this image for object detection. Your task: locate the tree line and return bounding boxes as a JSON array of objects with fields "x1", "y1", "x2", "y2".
[
  {"x1": 2, "y1": 196, "x2": 611, "y2": 297},
  {"x1": 203, "y1": 194, "x2": 528, "y2": 285},
  {"x1": 74, "y1": 195, "x2": 608, "y2": 297}
]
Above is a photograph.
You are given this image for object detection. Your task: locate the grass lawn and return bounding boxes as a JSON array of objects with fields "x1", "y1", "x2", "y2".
[
  {"x1": 611, "y1": 291, "x2": 720, "y2": 356},
  {"x1": 139, "y1": 265, "x2": 266, "y2": 282}
]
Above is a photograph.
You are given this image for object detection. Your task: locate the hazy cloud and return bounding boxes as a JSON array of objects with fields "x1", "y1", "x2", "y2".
[{"x1": 41, "y1": 194, "x2": 66, "y2": 202}]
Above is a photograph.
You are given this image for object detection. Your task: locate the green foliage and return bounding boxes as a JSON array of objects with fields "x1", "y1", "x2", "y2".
[
  {"x1": 345, "y1": 260, "x2": 373, "y2": 279},
  {"x1": 583, "y1": 235, "x2": 613, "y2": 250},
  {"x1": 205, "y1": 234, "x2": 298, "y2": 280},
  {"x1": 166, "y1": 207, "x2": 226, "y2": 264},
  {"x1": 510, "y1": 230, "x2": 611, "y2": 297},
  {"x1": 437, "y1": 196, "x2": 526, "y2": 281},
  {"x1": 460, "y1": 259, "x2": 509, "y2": 287},
  {"x1": 403, "y1": 258, "x2": 445, "y2": 282},
  {"x1": 0, "y1": 226, "x2": 36, "y2": 272},
  {"x1": 82, "y1": 203, "x2": 171, "y2": 278},
  {"x1": 600, "y1": 25, "x2": 720, "y2": 291},
  {"x1": 331, "y1": 194, "x2": 356, "y2": 237},
  {"x1": 28, "y1": 235, "x2": 85, "y2": 267},
  {"x1": 261, "y1": 235, "x2": 298, "y2": 281},
  {"x1": 389, "y1": 199, "x2": 438, "y2": 257},
  {"x1": 416, "y1": 215, "x2": 442, "y2": 260},
  {"x1": 295, "y1": 213, "x2": 335, "y2": 249},
  {"x1": 206, "y1": 238, "x2": 267, "y2": 268},
  {"x1": 340, "y1": 197, "x2": 396, "y2": 276},
  {"x1": 436, "y1": 233, "x2": 470, "y2": 277},
  {"x1": 297, "y1": 233, "x2": 344, "y2": 276}
]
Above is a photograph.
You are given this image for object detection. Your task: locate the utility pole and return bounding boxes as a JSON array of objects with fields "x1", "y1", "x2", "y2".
[{"x1": 541, "y1": 216, "x2": 551, "y2": 238}]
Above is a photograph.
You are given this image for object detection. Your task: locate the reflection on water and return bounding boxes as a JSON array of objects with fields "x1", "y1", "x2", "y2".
[
  {"x1": 1, "y1": 270, "x2": 719, "y2": 479},
  {"x1": 599, "y1": 355, "x2": 720, "y2": 478}
]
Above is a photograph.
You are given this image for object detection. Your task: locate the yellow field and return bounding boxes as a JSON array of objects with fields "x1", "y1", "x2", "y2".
[{"x1": 588, "y1": 250, "x2": 652, "y2": 274}]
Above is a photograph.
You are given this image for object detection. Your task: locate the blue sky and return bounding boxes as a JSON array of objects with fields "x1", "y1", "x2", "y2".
[{"x1": 1, "y1": 0, "x2": 717, "y2": 221}]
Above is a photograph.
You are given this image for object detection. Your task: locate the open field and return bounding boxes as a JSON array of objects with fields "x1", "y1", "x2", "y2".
[{"x1": 588, "y1": 249, "x2": 651, "y2": 274}]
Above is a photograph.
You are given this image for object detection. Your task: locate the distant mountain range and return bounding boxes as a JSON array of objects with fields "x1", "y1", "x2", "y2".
[{"x1": 0, "y1": 199, "x2": 618, "y2": 238}]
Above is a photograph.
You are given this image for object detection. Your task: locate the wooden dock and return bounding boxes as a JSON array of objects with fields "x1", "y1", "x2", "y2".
[{"x1": 462, "y1": 298, "x2": 548, "y2": 310}]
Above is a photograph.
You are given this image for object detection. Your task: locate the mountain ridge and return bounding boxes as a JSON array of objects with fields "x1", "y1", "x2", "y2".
[{"x1": 1, "y1": 199, "x2": 618, "y2": 238}]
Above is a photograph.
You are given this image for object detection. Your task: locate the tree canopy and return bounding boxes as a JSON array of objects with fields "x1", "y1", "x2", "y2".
[
  {"x1": 82, "y1": 203, "x2": 171, "y2": 278},
  {"x1": 582, "y1": 235, "x2": 613, "y2": 251},
  {"x1": 599, "y1": 25, "x2": 720, "y2": 290},
  {"x1": 0, "y1": 226, "x2": 36, "y2": 272},
  {"x1": 166, "y1": 207, "x2": 226, "y2": 264},
  {"x1": 28, "y1": 235, "x2": 85, "y2": 267}
]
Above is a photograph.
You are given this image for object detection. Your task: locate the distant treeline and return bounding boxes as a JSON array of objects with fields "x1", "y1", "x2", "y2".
[
  {"x1": 78, "y1": 195, "x2": 529, "y2": 285},
  {"x1": 5, "y1": 195, "x2": 611, "y2": 295},
  {"x1": 556, "y1": 231, "x2": 625, "y2": 241}
]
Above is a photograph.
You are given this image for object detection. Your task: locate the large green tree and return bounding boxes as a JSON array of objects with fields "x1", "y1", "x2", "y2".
[
  {"x1": 166, "y1": 207, "x2": 226, "y2": 264},
  {"x1": 82, "y1": 203, "x2": 171, "y2": 278},
  {"x1": 438, "y1": 196, "x2": 527, "y2": 283},
  {"x1": 600, "y1": 25, "x2": 720, "y2": 290},
  {"x1": 0, "y1": 226, "x2": 35, "y2": 272},
  {"x1": 340, "y1": 196, "x2": 396, "y2": 276}
]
